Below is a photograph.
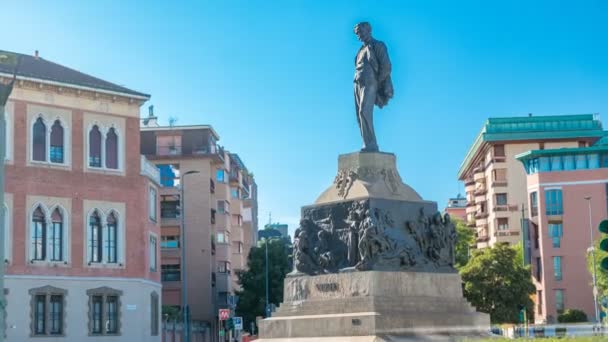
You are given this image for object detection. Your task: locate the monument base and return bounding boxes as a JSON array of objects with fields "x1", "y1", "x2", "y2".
[{"x1": 258, "y1": 271, "x2": 490, "y2": 341}]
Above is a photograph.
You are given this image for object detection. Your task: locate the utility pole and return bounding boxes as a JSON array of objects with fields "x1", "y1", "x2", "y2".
[
  {"x1": 181, "y1": 170, "x2": 199, "y2": 342},
  {"x1": 585, "y1": 196, "x2": 601, "y2": 324},
  {"x1": 265, "y1": 237, "x2": 270, "y2": 318},
  {"x1": 0, "y1": 53, "x2": 19, "y2": 342}
]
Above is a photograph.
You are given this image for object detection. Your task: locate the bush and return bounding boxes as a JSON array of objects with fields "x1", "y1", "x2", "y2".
[{"x1": 557, "y1": 308, "x2": 588, "y2": 323}]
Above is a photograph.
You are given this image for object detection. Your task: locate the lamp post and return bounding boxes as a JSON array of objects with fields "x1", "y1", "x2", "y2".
[
  {"x1": 265, "y1": 237, "x2": 270, "y2": 317},
  {"x1": 181, "y1": 170, "x2": 199, "y2": 342},
  {"x1": 585, "y1": 196, "x2": 601, "y2": 324}
]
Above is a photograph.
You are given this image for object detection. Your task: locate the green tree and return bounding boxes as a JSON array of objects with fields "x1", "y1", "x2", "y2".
[
  {"x1": 454, "y1": 219, "x2": 475, "y2": 269},
  {"x1": 162, "y1": 305, "x2": 181, "y2": 321},
  {"x1": 558, "y1": 309, "x2": 588, "y2": 323},
  {"x1": 587, "y1": 238, "x2": 608, "y2": 300},
  {"x1": 460, "y1": 243, "x2": 535, "y2": 323},
  {"x1": 236, "y1": 238, "x2": 290, "y2": 332}
]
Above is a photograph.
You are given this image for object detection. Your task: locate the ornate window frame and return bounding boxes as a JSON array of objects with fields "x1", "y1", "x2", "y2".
[
  {"x1": 85, "y1": 122, "x2": 124, "y2": 173},
  {"x1": 85, "y1": 208, "x2": 125, "y2": 267},
  {"x1": 28, "y1": 285, "x2": 67, "y2": 337},
  {"x1": 86, "y1": 287, "x2": 123, "y2": 336},
  {"x1": 28, "y1": 113, "x2": 71, "y2": 168},
  {"x1": 27, "y1": 203, "x2": 70, "y2": 265}
]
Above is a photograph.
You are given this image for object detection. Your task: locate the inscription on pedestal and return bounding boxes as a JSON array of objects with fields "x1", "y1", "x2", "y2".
[{"x1": 315, "y1": 283, "x2": 339, "y2": 292}]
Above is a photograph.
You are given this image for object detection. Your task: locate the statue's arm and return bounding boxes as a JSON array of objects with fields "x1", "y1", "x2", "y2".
[{"x1": 375, "y1": 42, "x2": 392, "y2": 82}]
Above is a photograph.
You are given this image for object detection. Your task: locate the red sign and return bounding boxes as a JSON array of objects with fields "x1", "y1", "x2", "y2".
[{"x1": 219, "y1": 309, "x2": 230, "y2": 321}]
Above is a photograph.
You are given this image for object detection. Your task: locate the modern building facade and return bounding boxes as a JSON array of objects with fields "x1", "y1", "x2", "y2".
[
  {"x1": 458, "y1": 114, "x2": 604, "y2": 248},
  {"x1": 444, "y1": 194, "x2": 467, "y2": 221},
  {"x1": 1, "y1": 50, "x2": 161, "y2": 341},
  {"x1": 140, "y1": 120, "x2": 258, "y2": 339},
  {"x1": 516, "y1": 140, "x2": 608, "y2": 323}
]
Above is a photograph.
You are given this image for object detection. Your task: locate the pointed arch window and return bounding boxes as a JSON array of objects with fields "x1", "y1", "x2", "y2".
[
  {"x1": 105, "y1": 128, "x2": 118, "y2": 169},
  {"x1": 89, "y1": 125, "x2": 102, "y2": 167},
  {"x1": 50, "y1": 209, "x2": 63, "y2": 261},
  {"x1": 106, "y1": 213, "x2": 118, "y2": 263},
  {"x1": 89, "y1": 211, "x2": 103, "y2": 263},
  {"x1": 32, "y1": 206, "x2": 47, "y2": 261},
  {"x1": 33, "y1": 118, "x2": 47, "y2": 162},
  {"x1": 50, "y1": 120, "x2": 64, "y2": 163}
]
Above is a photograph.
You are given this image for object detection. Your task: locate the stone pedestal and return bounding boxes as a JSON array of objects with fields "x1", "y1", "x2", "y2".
[
  {"x1": 258, "y1": 271, "x2": 490, "y2": 341},
  {"x1": 258, "y1": 152, "x2": 490, "y2": 340}
]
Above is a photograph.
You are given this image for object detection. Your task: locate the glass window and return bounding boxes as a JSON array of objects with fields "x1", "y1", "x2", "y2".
[
  {"x1": 497, "y1": 218, "x2": 509, "y2": 230},
  {"x1": 89, "y1": 211, "x2": 103, "y2": 263},
  {"x1": 92, "y1": 296, "x2": 103, "y2": 334},
  {"x1": 550, "y1": 156, "x2": 562, "y2": 171},
  {"x1": 149, "y1": 235, "x2": 157, "y2": 272},
  {"x1": 575, "y1": 154, "x2": 587, "y2": 169},
  {"x1": 161, "y1": 235, "x2": 180, "y2": 248},
  {"x1": 217, "y1": 232, "x2": 226, "y2": 243},
  {"x1": 49, "y1": 295, "x2": 63, "y2": 335},
  {"x1": 50, "y1": 209, "x2": 63, "y2": 261},
  {"x1": 32, "y1": 117, "x2": 46, "y2": 162},
  {"x1": 230, "y1": 187, "x2": 240, "y2": 199},
  {"x1": 149, "y1": 187, "x2": 157, "y2": 221},
  {"x1": 546, "y1": 189, "x2": 563, "y2": 215},
  {"x1": 540, "y1": 157, "x2": 551, "y2": 172},
  {"x1": 50, "y1": 120, "x2": 64, "y2": 163},
  {"x1": 493, "y1": 144, "x2": 505, "y2": 157},
  {"x1": 549, "y1": 223, "x2": 563, "y2": 248},
  {"x1": 87, "y1": 289, "x2": 121, "y2": 335},
  {"x1": 588, "y1": 154, "x2": 600, "y2": 169},
  {"x1": 151, "y1": 292, "x2": 159, "y2": 336},
  {"x1": 495, "y1": 193, "x2": 507, "y2": 206},
  {"x1": 32, "y1": 206, "x2": 46, "y2": 261},
  {"x1": 34, "y1": 294, "x2": 46, "y2": 334},
  {"x1": 89, "y1": 125, "x2": 102, "y2": 167},
  {"x1": 217, "y1": 200, "x2": 229, "y2": 214},
  {"x1": 563, "y1": 155, "x2": 575, "y2": 170},
  {"x1": 493, "y1": 169, "x2": 507, "y2": 182},
  {"x1": 553, "y1": 256, "x2": 562, "y2": 281},
  {"x1": 105, "y1": 127, "x2": 118, "y2": 169},
  {"x1": 107, "y1": 296, "x2": 118, "y2": 334},
  {"x1": 218, "y1": 261, "x2": 231, "y2": 273},
  {"x1": 160, "y1": 194, "x2": 180, "y2": 218},
  {"x1": 555, "y1": 289, "x2": 564, "y2": 312},
  {"x1": 106, "y1": 213, "x2": 118, "y2": 263},
  {"x1": 161, "y1": 264, "x2": 181, "y2": 281},
  {"x1": 530, "y1": 192, "x2": 538, "y2": 217},
  {"x1": 216, "y1": 169, "x2": 225, "y2": 182}
]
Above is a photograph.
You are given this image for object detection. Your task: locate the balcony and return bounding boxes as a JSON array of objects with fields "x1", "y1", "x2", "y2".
[
  {"x1": 475, "y1": 212, "x2": 489, "y2": 220},
  {"x1": 492, "y1": 180, "x2": 508, "y2": 188},
  {"x1": 140, "y1": 155, "x2": 161, "y2": 184},
  {"x1": 229, "y1": 170, "x2": 240, "y2": 184},
  {"x1": 476, "y1": 235, "x2": 490, "y2": 243},
  {"x1": 473, "y1": 171, "x2": 485, "y2": 182},
  {"x1": 493, "y1": 204, "x2": 519, "y2": 212},
  {"x1": 494, "y1": 230, "x2": 521, "y2": 237},
  {"x1": 150, "y1": 144, "x2": 225, "y2": 162}
]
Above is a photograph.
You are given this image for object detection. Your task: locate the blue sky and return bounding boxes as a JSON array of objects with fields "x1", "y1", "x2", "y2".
[{"x1": 4, "y1": 1, "x2": 608, "y2": 235}]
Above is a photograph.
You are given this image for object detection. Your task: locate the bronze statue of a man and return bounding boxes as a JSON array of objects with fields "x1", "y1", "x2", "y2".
[{"x1": 354, "y1": 22, "x2": 393, "y2": 152}]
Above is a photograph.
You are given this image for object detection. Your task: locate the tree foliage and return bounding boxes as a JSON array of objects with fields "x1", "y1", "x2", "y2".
[
  {"x1": 460, "y1": 243, "x2": 535, "y2": 323},
  {"x1": 236, "y1": 239, "x2": 290, "y2": 332},
  {"x1": 454, "y1": 219, "x2": 475, "y2": 269},
  {"x1": 587, "y1": 238, "x2": 608, "y2": 300},
  {"x1": 162, "y1": 305, "x2": 181, "y2": 321},
  {"x1": 558, "y1": 309, "x2": 588, "y2": 323}
]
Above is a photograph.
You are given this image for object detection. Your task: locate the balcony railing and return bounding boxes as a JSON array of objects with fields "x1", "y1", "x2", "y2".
[
  {"x1": 475, "y1": 212, "x2": 489, "y2": 219},
  {"x1": 140, "y1": 155, "x2": 161, "y2": 184},
  {"x1": 494, "y1": 230, "x2": 521, "y2": 237},
  {"x1": 492, "y1": 180, "x2": 508, "y2": 187},
  {"x1": 154, "y1": 144, "x2": 226, "y2": 159}
]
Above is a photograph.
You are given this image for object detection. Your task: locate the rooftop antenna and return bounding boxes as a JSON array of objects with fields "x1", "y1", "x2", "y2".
[
  {"x1": 268, "y1": 212, "x2": 272, "y2": 226},
  {"x1": 168, "y1": 116, "x2": 178, "y2": 127}
]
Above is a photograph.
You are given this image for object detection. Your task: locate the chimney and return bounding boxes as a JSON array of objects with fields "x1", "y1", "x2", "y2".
[
  {"x1": 141, "y1": 105, "x2": 159, "y2": 127},
  {"x1": 34, "y1": 50, "x2": 39, "y2": 59}
]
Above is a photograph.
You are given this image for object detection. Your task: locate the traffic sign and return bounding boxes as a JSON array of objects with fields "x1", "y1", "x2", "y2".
[
  {"x1": 219, "y1": 309, "x2": 230, "y2": 321},
  {"x1": 233, "y1": 316, "x2": 243, "y2": 330}
]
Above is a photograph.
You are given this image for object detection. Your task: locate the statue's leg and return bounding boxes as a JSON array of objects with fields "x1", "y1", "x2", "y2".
[{"x1": 358, "y1": 82, "x2": 378, "y2": 151}]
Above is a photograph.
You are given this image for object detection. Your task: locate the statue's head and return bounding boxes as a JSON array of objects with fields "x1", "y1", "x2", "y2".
[{"x1": 354, "y1": 22, "x2": 372, "y2": 43}]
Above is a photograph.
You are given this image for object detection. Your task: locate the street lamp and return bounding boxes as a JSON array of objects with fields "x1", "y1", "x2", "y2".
[
  {"x1": 585, "y1": 196, "x2": 601, "y2": 324},
  {"x1": 181, "y1": 170, "x2": 199, "y2": 342}
]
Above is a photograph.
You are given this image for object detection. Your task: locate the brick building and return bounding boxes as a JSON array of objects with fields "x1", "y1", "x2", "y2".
[{"x1": 1, "y1": 50, "x2": 161, "y2": 341}]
